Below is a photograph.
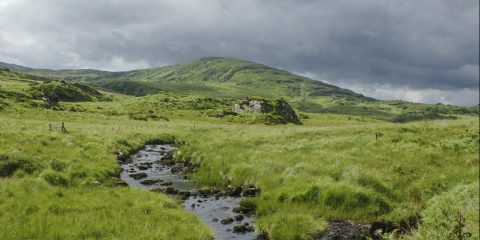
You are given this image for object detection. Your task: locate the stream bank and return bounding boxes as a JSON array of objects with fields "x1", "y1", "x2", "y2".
[
  {"x1": 117, "y1": 144, "x2": 400, "y2": 240},
  {"x1": 119, "y1": 144, "x2": 258, "y2": 240}
]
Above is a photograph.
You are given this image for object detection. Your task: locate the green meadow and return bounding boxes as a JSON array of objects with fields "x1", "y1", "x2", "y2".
[{"x1": 0, "y1": 60, "x2": 478, "y2": 240}]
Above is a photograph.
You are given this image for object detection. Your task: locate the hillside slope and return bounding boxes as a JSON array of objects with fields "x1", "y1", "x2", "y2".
[
  {"x1": 9, "y1": 57, "x2": 364, "y2": 99},
  {"x1": 0, "y1": 69, "x2": 109, "y2": 111},
  {"x1": 1, "y1": 58, "x2": 477, "y2": 121}
]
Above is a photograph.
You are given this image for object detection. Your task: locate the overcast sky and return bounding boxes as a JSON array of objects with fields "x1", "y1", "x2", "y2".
[{"x1": 0, "y1": 0, "x2": 478, "y2": 105}]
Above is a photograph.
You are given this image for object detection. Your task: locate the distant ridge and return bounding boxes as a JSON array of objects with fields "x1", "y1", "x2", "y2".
[{"x1": 0, "y1": 62, "x2": 32, "y2": 71}]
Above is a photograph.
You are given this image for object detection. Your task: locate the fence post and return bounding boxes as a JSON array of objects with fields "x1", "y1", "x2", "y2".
[{"x1": 61, "y1": 122, "x2": 67, "y2": 133}]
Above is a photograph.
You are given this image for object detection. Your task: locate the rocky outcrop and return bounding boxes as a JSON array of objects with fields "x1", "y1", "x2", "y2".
[
  {"x1": 42, "y1": 94, "x2": 60, "y2": 109},
  {"x1": 233, "y1": 97, "x2": 302, "y2": 125}
]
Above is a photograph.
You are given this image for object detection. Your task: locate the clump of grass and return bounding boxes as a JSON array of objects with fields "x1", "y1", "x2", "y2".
[
  {"x1": 404, "y1": 182, "x2": 479, "y2": 240},
  {"x1": 41, "y1": 170, "x2": 69, "y2": 186},
  {"x1": 257, "y1": 212, "x2": 327, "y2": 240},
  {"x1": 0, "y1": 154, "x2": 41, "y2": 177},
  {"x1": 0, "y1": 178, "x2": 214, "y2": 240},
  {"x1": 50, "y1": 159, "x2": 68, "y2": 172}
]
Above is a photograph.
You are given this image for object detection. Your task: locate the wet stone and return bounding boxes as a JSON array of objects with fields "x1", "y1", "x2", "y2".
[
  {"x1": 160, "y1": 181, "x2": 173, "y2": 186},
  {"x1": 221, "y1": 217, "x2": 234, "y2": 225},
  {"x1": 233, "y1": 205, "x2": 255, "y2": 214},
  {"x1": 129, "y1": 172, "x2": 147, "y2": 180},
  {"x1": 162, "y1": 159, "x2": 175, "y2": 166},
  {"x1": 225, "y1": 185, "x2": 242, "y2": 197},
  {"x1": 233, "y1": 223, "x2": 255, "y2": 233},
  {"x1": 198, "y1": 187, "x2": 219, "y2": 197},
  {"x1": 164, "y1": 187, "x2": 178, "y2": 195},
  {"x1": 235, "y1": 214, "x2": 245, "y2": 222},
  {"x1": 171, "y1": 166, "x2": 182, "y2": 173},
  {"x1": 242, "y1": 187, "x2": 260, "y2": 197},
  {"x1": 162, "y1": 152, "x2": 175, "y2": 161},
  {"x1": 138, "y1": 165, "x2": 149, "y2": 170},
  {"x1": 178, "y1": 191, "x2": 191, "y2": 200},
  {"x1": 140, "y1": 179, "x2": 163, "y2": 186}
]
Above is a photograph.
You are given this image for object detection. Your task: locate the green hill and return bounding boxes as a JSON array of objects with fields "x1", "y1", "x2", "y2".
[
  {"x1": 13, "y1": 57, "x2": 364, "y2": 99},
  {"x1": 31, "y1": 81, "x2": 107, "y2": 102},
  {"x1": 0, "y1": 69, "x2": 108, "y2": 109},
  {"x1": 1, "y1": 57, "x2": 477, "y2": 122}
]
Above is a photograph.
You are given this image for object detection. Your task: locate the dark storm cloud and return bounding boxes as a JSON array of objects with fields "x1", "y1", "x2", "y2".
[{"x1": 0, "y1": 0, "x2": 478, "y2": 105}]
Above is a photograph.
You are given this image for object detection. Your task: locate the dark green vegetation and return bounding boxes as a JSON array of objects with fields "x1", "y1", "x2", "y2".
[
  {"x1": 31, "y1": 80, "x2": 108, "y2": 102},
  {"x1": 0, "y1": 69, "x2": 109, "y2": 104},
  {"x1": 0, "y1": 59, "x2": 478, "y2": 239}
]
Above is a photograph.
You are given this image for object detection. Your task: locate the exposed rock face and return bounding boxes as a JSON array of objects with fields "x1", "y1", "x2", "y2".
[
  {"x1": 233, "y1": 97, "x2": 302, "y2": 125},
  {"x1": 233, "y1": 100, "x2": 266, "y2": 114},
  {"x1": 42, "y1": 95, "x2": 59, "y2": 109}
]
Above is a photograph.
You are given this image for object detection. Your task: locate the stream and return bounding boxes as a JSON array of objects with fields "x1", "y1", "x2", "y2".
[{"x1": 119, "y1": 144, "x2": 257, "y2": 240}]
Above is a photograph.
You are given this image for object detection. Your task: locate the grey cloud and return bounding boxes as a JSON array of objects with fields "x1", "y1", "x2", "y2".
[{"x1": 0, "y1": 0, "x2": 478, "y2": 105}]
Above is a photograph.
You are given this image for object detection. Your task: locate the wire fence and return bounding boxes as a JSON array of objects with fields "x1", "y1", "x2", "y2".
[{"x1": 0, "y1": 121, "x2": 180, "y2": 134}]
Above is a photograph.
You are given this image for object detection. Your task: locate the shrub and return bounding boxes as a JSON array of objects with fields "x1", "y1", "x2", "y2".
[
  {"x1": 50, "y1": 159, "x2": 68, "y2": 171},
  {"x1": 128, "y1": 112, "x2": 169, "y2": 121},
  {"x1": 0, "y1": 155, "x2": 40, "y2": 177},
  {"x1": 41, "y1": 170, "x2": 69, "y2": 186},
  {"x1": 392, "y1": 111, "x2": 456, "y2": 123}
]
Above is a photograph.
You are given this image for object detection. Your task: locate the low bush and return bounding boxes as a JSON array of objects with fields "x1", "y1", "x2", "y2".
[
  {"x1": 0, "y1": 154, "x2": 40, "y2": 177},
  {"x1": 392, "y1": 111, "x2": 456, "y2": 123},
  {"x1": 41, "y1": 170, "x2": 69, "y2": 186},
  {"x1": 50, "y1": 159, "x2": 68, "y2": 172}
]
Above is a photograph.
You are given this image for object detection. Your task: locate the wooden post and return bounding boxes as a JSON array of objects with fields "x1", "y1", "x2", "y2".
[
  {"x1": 49, "y1": 123, "x2": 52, "y2": 131},
  {"x1": 61, "y1": 122, "x2": 67, "y2": 133}
]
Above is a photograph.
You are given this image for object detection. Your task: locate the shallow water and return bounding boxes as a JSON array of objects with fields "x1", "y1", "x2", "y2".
[{"x1": 120, "y1": 144, "x2": 257, "y2": 240}]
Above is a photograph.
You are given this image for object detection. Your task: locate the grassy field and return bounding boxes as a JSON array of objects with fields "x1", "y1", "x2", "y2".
[{"x1": 0, "y1": 67, "x2": 478, "y2": 239}]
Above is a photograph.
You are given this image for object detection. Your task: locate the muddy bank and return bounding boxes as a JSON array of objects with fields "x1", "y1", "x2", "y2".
[
  {"x1": 119, "y1": 144, "x2": 258, "y2": 240},
  {"x1": 316, "y1": 219, "x2": 412, "y2": 240},
  {"x1": 316, "y1": 220, "x2": 370, "y2": 240}
]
